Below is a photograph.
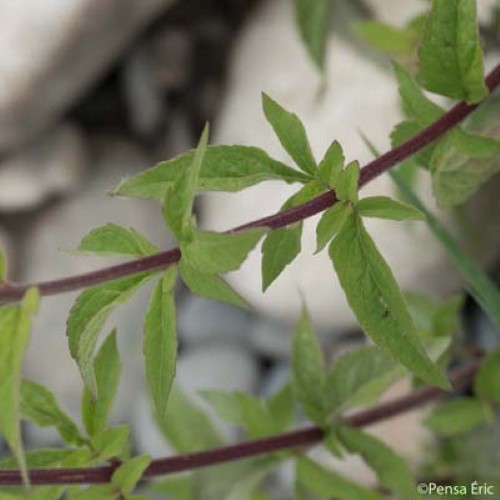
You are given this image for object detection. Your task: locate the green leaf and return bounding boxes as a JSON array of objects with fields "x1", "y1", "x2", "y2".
[
  {"x1": 111, "y1": 455, "x2": 151, "y2": 494},
  {"x1": 262, "y1": 93, "x2": 317, "y2": 175},
  {"x1": 75, "y1": 224, "x2": 159, "y2": 257},
  {"x1": 201, "y1": 390, "x2": 276, "y2": 438},
  {"x1": 81, "y1": 330, "x2": 121, "y2": 437},
  {"x1": 152, "y1": 475, "x2": 194, "y2": 500},
  {"x1": 292, "y1": 307, "x2": 326, "y2": 425},
  {"x1": 156, "y1": 387, "x2": 224, "y2": 453},
  {"x1": 419, "y1": 0, "x2": 489, "y2": 103},
  {"x1": 112, "y1": 146, "x2": 309, "y2": 201},
  {"x1": 70, "y1": 485, "x2": 115, "y2": 500},
  {"x1": 337, "y1": 425, "x2": 415, "y2": 498},
  {"x1": 392, "y1": 61, "x2": 444, "y2": 127},
  {"x1": 431, "y1": 129, "x2": 500, "y2": 207},
  {"x1": 179, "y1": 261, "x2": 248, "y2": 308},
  {"x1": 0, "y1": 288, "x2": 39, "y2": 483},
  {"x1": 296, "y1": 457, "x2": 382, "y2": 500},
  {"x1": 424, "y1": 397, "x2": 490, "y2": 436},
  {"x1": 163, "y1": 125, "x2": 209, "y2": 240},
  {"x1": 315, "y1": 202, "x2": 352, "y2": 253},
  {"x1": 474, "y1": 352, "x2": 500, "y2": 403},
  {"x1": 335, "y1": 161, "x2": 360, "y2": 203},
  {"x1": 20, "y1": 380, "x2": 84, "y2": 446},
  {"x1": 91, "y1": 425, "x2": 130, "y2": 461},
  {"x1": 181, "y1": 228, "x2": 265, "y2": 275},
  {"x1": 267, "y1": 384, "x2": 295, "y2": 432},
  {"x1": 329, "y1": 213, "x2": 450, "y2": 389},
  {"x1": 0, "y1": 246, "x2": 6, "y2": 281},
  {"x1": 144, "y1": 267, "x2": 177, "y2": 418},
  {"x1": 67, "y1": 272, "x2": 154, "y2": 396},
  {"x1": 294, "y1": 0, "x2": 331, "y2": 70},
  {"x1": 391, "y1": 170, "x2": 500, "y2": 331},
  {"x1": 318, "y1": 140, "x2": 344, "y2": 188},
  {"x1": 354, "y1": 22, "x2": 417, "y2": 56},
  {"x1": 357, "y1": 196, "x2": 425, "y2": 221}
]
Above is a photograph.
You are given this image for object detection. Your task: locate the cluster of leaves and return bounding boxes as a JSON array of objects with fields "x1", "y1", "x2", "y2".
[{"x1": 0, "y1": 0, "x2": 499, "y2": 498}]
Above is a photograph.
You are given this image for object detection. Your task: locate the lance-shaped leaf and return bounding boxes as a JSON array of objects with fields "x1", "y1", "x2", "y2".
[
  {"x1": 181, "y1": 227, "x2": 265, "y2": 275},
  {"x1": 67, "y1": 272, "x2": 153, "y2": 397},
  {"x1": 335, "y1": 161, "x2": 360, "y2": 203},
  {"x1": 296, "y1": 457, "x2": 382, "y2": 500},
  {"x1": 0, "y1": 288, "x2": 39, "y2": 483},
  {"x1": 419, "y1": 0, "x2": 488, "y2": 103},
  {"x1": 329, "y1": 213, "x2": 450, "y2": 389},
  {"x1": 337, "y1": 426, "x2": 415, "y2": 498},
  {"x1": 262, "y1": 93, "x2": 317, "y2": 175},
  {"x1": 474, "y1": 352, "x2": 500, "y2": 403},
  {"x1": 21, "y1": 380, "x2": 84, "y2": 446},
  {"x1": 357, "y1": 196, "x2": 425, "y2": 221},
  {"x1": 91, "y1": 425, "x2": 130, "y2": 461},
  {"x1": 179, "y1": 261, "x2": 248, "y2": 308},
  {"x1": 81, "y1": 330, "x2": 121, "y2": 438},
  {"x1": 144, "y1": 267, "x2": 177, "y2": 418},
  {"x1": 316, "y1": 202, "x2": 352, "y2": 253},
  {"x1": 431, "y1": 129, "x2": 500, "y2": 207},
  {"x1": 292, "y1": 307, "x2": 326, "y2": 425},
  {"x1": 317, "y1": 140, "x2": 344, "y2": 188},
  {"x1": 294, "y1": 0, "x2": 331, "y2": 70},
  {"x1": 163, "y1": 125, "x2": 209, "y2": 240},
  {"x1": 354, "y1": 22, "x2": 418, "y2": 57},
  {"x1": 111, "y1": 455, "x2": 151, "y2": 495},
  {"x1": 75, "y1": 224, "x2": 158, "y2": 257},
  {"x1": 112, "y1": 146, "x2": 308, "y2": 201}
]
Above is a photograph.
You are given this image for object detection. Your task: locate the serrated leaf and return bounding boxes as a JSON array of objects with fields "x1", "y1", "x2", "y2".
[
  {"x1": 81, "y1": 330, "x2": 121, "y2": 437},
  {"x1": 292, "y1": 307, "x2": 326, "y2": 425},
  {"x1": 294, "y1": 0, "x2": 331, "y2": 70},
  {"x1": 163, "y1": 125, "x2": 209, "y2": 240},
  {"x1": 431, "y1": 129, "x2": 500, "y2": 207},
  {"x1": 354, "y1": 22, "x2": 417, "y2": 56},
  {"x1": 393, "y1": 62, "x2": 444, "y2": 127},
  {"x1": 337, "y1": 426, "x2": 414, "y2": 498},
  {"x1": 391, "y1": 169, "x2": 500, "y2": 331},
  {"x1": 317, "y1": 140, "x2": 344, "y2": 188},
  {"x1": 91, "y1": 425, "x2": 130, "y2": 461},
  {"x1": 262, "y1": 93, "x2": 317, "y2": 175},
  {"x1": 201, "y1": 390, "x2": 276, "y2": 438},
  {"x1": 329, "y1": 213, "x2": 450, "y2": 389},
  {"x1": 419, "y1": 0, "x2": 488, "y2": 103},
  {"x1": 316, "y1": 202, "x2": 352, "y2": 253},
  {"x1": 156, "y1": 387, "x2": 224, "y2": 453},
  {"x1": 357, "y1": 196, "x2": 425, "y2": 221},
  {"x1": 144, "y1": 267, "x2": 177, "y2": 418},
  {"x1": 296, "y1": 457, "x2": 382, "y2": 500},
  {"x1": 112, "y1": 145, "x2": 309, "y2": 200},
  {"x1": 0, "y1": 287, "x2": 39, "y2": 483},
  {"x1": 67, "y1": 272, "x2": 154, "y2": 396},
  {"x1": 335, "y1": 161, "x2": 360, "y2": 203},
  {"x1": 474, "y1": 352, "x2": 500, "y2": 403},
  {"x1": 111, "y1": 455, "x2": 151, "y2": 494},
  {"x1": 424, "y1": 397, "x2": 489, "y2": 436},
  {"x1": 20, "y1": 380, "x2": 84, "y2": 446},
  {"x1": 179, "y1": 261, "x2": 248, "y2": 308},
  {"x1": 181, "y1": 228, "x2": 265, "y2": 275},
  {"x1": 75, "y1": 224, "x2": 159, "y2": 257}
]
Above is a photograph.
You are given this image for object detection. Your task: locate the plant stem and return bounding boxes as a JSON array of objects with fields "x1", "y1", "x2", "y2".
[
  {"x1": 0, "y1": 357, "x2": 480, "y2": 486},
  {"x1": 0, "y1": 63, "x2": 499, "y2": 303}
]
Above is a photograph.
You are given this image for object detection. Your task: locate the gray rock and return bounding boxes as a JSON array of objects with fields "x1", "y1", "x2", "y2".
[
  {"x1": 0, "y1": 123, "x2": 86, "y2": 211},
  {"x1": 0, "y1": 0, "x2": 176, "y2": 150}
]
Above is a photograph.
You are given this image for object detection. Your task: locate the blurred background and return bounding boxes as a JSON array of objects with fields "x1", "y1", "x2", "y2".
[{"x1": 0, "y1": 0, "x2": 499, "y2": 497}]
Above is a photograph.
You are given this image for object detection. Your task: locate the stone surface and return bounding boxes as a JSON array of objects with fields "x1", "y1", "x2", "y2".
[
  {"x1": 202, "y1": 0, "x2": 500, "y2": 331},
  {"x1": 0, "y1": 0, "x2": 175, "y2": 150},
  {"x1": 0, "y1": 123, "x2": 86, "y2": 211}
]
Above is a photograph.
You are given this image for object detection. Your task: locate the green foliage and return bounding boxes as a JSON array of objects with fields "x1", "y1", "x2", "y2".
[
  {"x1": 329, "y1": 212, "x2": 449, "y2": 389},
  {"x1": 144, "y1": 267, "x2": 178, "y2": 419},
  {"x1": 337, "y1": 425, "x2": 415, "y2": 498},
  {"x1": 474, "y1": 352, "x2": 500, "y2": 403},
  {"x1": 111, "y1": 455, "x2": 151, "y2": 495},
  {"x1": 315, "y1": 202, "x2": 352, "y2": 253},
  {"x1": 294, "y1": 0, "x2": 331, "y2": 70},
  {"x1": 317, "y1": 140, "x2": 344, "y2": 188},
  {"x1": 0, "y1": 288, "x2": 39, "y2": 482},
  {"x1": 75, "y1": 224, "x2": 159, "y2": 257},
  {"x1": 356, "y1": 195, "x2": 424, "y2": 221},
  {"x1": 91, "y1": 425, "x2": 130, "y2": 461},
  {"x1": 335, "y1": 161, "x2": 359, "y2": 203},
  {"x1": 424, "y1": 397, "x2": 491, "y2": 436},
  {"x1": 0, "y1": 246, "x2": 6, "y2": 281},
  {"x1": 81, "y1": 330, "x2": 121, "y2": 438},
  {"x1": 419, "y1": 0, "x2": 488, "y2": 103}
]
